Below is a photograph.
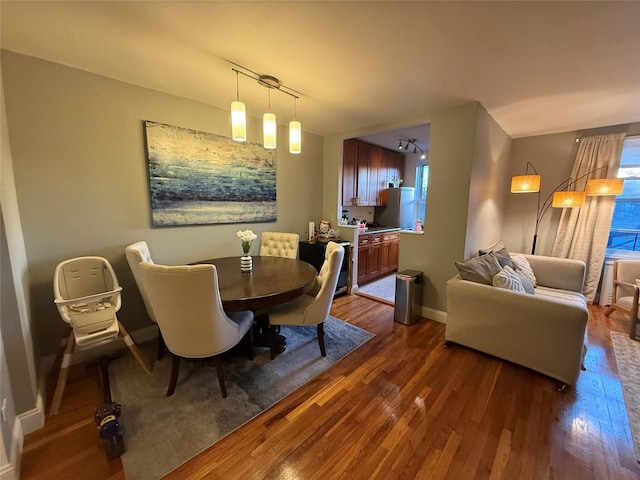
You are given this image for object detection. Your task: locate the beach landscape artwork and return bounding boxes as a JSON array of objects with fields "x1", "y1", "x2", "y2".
[{"x1": 143, "y1": 121, "x2": 276, "y2": 226}]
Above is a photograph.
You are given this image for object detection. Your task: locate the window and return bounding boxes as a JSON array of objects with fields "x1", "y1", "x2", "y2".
[
  {"x1": 415, "y1": 162, "x2": 429, "y2": 225},
  {"x1": 606, "y1": 136, "x2": 640, "y2": 255}
]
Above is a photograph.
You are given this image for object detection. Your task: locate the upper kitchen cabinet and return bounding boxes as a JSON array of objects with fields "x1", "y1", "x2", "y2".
[
  {"x1": 342, "y1": 139, "x2": 404, "y2": 207},
  {"x1": 343, "y1": 139, "x2": 358, "y2": 206},
  {"x1": 379, "y1": 149, "x2": 404, "y2": 206}
]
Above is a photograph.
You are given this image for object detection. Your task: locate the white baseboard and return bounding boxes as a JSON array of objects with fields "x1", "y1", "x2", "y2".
[
  {"x1": 422, "y1": 306, "x2": 447, "y2": 324},
  {"x1": 0, "y1": 418, "x2": 23, "y2": 480}
]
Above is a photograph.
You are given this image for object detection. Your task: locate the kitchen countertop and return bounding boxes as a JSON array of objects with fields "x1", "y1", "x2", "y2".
[{"x1": 357, "y1": 226, "x2": 401, "y2": 234}]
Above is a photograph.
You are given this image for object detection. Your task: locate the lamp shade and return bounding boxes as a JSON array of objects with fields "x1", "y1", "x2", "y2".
[
  {"x1": 552, "y1": 191, "x2": 586, "y2": 208},
  {"x1": 511, "y1": 175, "x2": 541, "y2": 193},
  {"x1": 289, "y1": 120, "x2": 301, "y2": 154},
  {"x1": 263, "y1": 112, "x2": 277, "y2": 149},
  {"x1": 231, "y1": 101, "x2": 247, "y2": 142},
  {"x1": 586, "y1": 178, "x2": 624, "y2": 196}
]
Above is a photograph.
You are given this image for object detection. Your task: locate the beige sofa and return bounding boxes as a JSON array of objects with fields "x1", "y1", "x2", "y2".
[{"x1": 446, "y1": 254, "x2": 589, "y2": 388}]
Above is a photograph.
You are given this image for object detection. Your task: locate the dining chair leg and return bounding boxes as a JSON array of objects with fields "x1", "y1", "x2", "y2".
[
  {"x1": 245, "y1": 328, "x2": 254, "y2": 361},
  {"x1": 630, "y1": 301, "x2": 639, "y2": 340},
  {"x1": 50, "y1": 329, "x2": 76, "y2": 415},
  {"x1": 118, "y1": 321, "x2": 152, "y2": 374},
  {"x1": 156, "y1": 328, "x2": 166, "y2": 361},
  {"x1": 167, "y1": 355, "x2": 180, "y2": 396},
  {"x1": 317, "y1": 323, "x2": 326, "y2": 357},
  {"x1": 212, "y1": 355, "x2": 227, "y2": 398}
]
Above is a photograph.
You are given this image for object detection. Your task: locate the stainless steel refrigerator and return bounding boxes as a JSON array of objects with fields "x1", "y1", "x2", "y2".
[{"x1": 374, "y1": 187, "x2": 415, "y2": 230}]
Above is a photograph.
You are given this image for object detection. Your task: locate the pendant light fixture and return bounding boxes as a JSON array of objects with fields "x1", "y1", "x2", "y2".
[
  {"x1": 230, "y1": 70, "x2": 246, "y2": 142},
  {"x1": 263, "y1": 88, "x2": 277, "y2": 149},
  {"x1": 230, "y1": 64, "x2": 303, "y2": 153},
  {"x1": 289, "y1": 97, "x2": 301, "y2": 154}
]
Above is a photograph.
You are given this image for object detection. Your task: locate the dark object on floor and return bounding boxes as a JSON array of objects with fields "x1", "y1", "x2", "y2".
[{"x1": 95, "y1": 357, "x2": 125, "y2": 461}]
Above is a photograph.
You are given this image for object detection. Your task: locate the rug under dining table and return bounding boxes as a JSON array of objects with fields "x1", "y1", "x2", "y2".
[{"x1": 109, "y1": 316, "x2": 374, "y2": 480}]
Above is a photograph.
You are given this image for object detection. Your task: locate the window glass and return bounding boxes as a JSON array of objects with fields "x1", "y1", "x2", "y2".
[
  {"x1": 607, "y1": 136, "x2": 640, "y2": 254},
  {"x1": 415, "y1": 162, "x2": 429, "y2": 225}
]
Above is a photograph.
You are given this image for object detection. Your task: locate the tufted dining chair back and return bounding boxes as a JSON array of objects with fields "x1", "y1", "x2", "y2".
[{"x1": 260, "y1": 232, "x2": 300, "y2": 259}]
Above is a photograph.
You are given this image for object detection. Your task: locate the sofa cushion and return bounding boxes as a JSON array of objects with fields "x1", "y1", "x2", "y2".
[
  {"x1": 455, "y1": 252, "x2": 502, "y2": 285},
  {"x1": 492, "y1": 265, "x2": 527, "y2": 293},
  {"x1": 479, "y1": 240, "x2": 513, "y2": 268},
  {"x1": 512, "y1": 254, "x2": 537, "y2": 287}
]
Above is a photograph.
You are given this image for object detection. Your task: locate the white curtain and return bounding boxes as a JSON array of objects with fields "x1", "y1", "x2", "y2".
[{"x1": 551, "y1": 133, "x2": 625, "y2": 302}]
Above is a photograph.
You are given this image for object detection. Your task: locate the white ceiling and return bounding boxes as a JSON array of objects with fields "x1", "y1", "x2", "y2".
[{"x1": 1, "y1": 1, "x2": 639, "y2": 151}]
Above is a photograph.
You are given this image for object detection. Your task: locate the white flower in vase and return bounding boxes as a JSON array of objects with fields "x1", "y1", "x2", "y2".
[{"x1": 237, "y1": 230, "x2": 258, "y2": 255}]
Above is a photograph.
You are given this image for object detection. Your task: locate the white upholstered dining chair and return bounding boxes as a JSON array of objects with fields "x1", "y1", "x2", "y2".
[
  {"x1": 51, "y1": 256, "x2": 151, "y2": 414},
  {"x1": 268, "y1": 241, "x2": 345, "y2": 357},
  {"x1": 137, "y1": 262, "x2": 254, "y2": 397},
  {"x1": 605, "y1": 259, "x2": 640, "y2": 339},
  {"x1": 125, "y1": 241, "x2": 166, "y2": 360},
  {"x1": 260, "y1": 232, "x2": 300, "y2": 259}
]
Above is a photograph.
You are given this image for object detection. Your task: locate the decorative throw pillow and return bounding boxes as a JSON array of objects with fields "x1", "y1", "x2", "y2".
[
  {"x1": 511, "y1": 254, "x2": 537, "y2": 287},
  {"x1": 492, "y1": 265, "x2": 526, "y2": 293},
  {"x1": 479, "y1": 241, "x2": 513, "y2": 269},
  {"x1": 514, "y1": 269, "x2": 535, "y2": 294},
  {"x1": 455, "y1": 251, "x2": 502, "y2": 285}
]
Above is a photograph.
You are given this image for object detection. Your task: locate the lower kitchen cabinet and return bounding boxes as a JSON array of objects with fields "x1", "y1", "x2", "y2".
[
  {"x1": 381, "y1": 231, "x2": 399, "y2": 274},
  {"x1": 358, "y1": 231, "x2": 399, "y2": 285}
]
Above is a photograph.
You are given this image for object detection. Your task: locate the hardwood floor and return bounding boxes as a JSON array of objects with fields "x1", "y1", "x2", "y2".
[{"x1": 21, "y1": 295, "x2": 640, "y2": 479}]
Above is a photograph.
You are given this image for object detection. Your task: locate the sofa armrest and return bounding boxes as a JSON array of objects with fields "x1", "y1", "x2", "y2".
[{"x1": 521, "y1": 254, "x2": 585, "y2": 293}]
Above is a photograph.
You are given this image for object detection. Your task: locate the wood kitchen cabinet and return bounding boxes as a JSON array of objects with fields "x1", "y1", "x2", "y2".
[
  {"x1": 342, "y1": 139, "x2": 404, "y2": 207},
  {"x1": 342, "y1": 139, "x2": 358, "y2": 206},
  {"x1": 380, "y1": 231, "x2": 400, "y2": 274},
  {"x1": 358, "y1": 231, "x2": 399, "y2": 285},
  {"x1": 357, "y1": 232, "x2": 382, "y2": 284}
]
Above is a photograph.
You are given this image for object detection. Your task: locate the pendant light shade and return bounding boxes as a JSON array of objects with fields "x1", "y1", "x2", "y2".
[
  {"x1": 263, "y1": 112, "x2": 277, "y2": 149},
  {"x1": 231, "y1": 101, "x2": 247, "y2": 142},
  {"x1": 511, "y1": 174, "x2": 541, "y2": 193},
  {"x1": 552, "y1": 191, "x2": 586, "y2": 208},
  {"x1": 586, "y1": 178, "x2": 624, "y2": 196},
  {"x1": 230, "y1": 65, "x2": 304, "y2": 151},
  {"x1": 289, "y1": 120, "x2": 301, "y2": 154}
]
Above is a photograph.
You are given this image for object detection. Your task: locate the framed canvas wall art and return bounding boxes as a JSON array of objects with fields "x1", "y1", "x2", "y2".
[{"x1": 143, "y1": 120, "x2": 276, "y2": 226}]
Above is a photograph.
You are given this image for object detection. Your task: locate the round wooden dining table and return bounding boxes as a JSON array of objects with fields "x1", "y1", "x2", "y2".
[
  {"x1": 196, "y1": 255, "x2": 317, "y2": 312},
  {"x1": 195, "y1": 256, "x2": 318, "y2": 355}
]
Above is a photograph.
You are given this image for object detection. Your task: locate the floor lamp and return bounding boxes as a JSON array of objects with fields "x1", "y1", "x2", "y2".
[{"x1": 511, "y1": 162, "x2": 624, "y2": 254}]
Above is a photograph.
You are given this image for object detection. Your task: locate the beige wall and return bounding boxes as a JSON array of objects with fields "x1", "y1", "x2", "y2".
[
  {"x1": 2, "y1": 51, "x2": 324, "y2": 358},
  {"x1": 465, "y1": 106, "x2": 512, "y2": 258},
  {"x1": 398, "y1": 103, "x2": 512, "y2": 312}
]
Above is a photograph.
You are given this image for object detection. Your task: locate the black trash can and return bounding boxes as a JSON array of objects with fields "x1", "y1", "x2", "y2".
[{"x1": 394, "y1": 270, "x2": 423, "y2": 325}]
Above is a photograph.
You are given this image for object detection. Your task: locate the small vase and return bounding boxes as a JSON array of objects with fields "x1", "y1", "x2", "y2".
[{"x1": 240, "y1": 255, "x2": 252, "y2": 273}]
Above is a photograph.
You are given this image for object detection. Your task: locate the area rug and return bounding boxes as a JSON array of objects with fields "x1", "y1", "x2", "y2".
[
  {"x1": 356, "y1": 273, "x2": 396, "y2": 304},
  {"x1": 109, "y1": 316, "x2": 374, "y2": 480},
  {"x1": 610, "y1": 331, "x2": 640, "y2": 463}
]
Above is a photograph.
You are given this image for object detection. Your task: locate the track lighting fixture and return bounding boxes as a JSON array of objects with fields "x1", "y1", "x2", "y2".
[
  {"x1": 230, "y1": 63, "x2": 303, "y2": 153},
  {"x1": 398, "y1": 138, "x2": 426, "y2": 159}
]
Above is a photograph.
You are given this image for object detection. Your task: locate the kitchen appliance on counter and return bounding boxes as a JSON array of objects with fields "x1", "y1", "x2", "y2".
[{"x1": 374, "y1": 187, "x2": 415, "y2": 230}]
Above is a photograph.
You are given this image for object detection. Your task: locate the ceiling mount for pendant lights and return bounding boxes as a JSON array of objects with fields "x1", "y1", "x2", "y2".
[{"x1": 229, "y1": 63, "x2": 304, "y2": 153}]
